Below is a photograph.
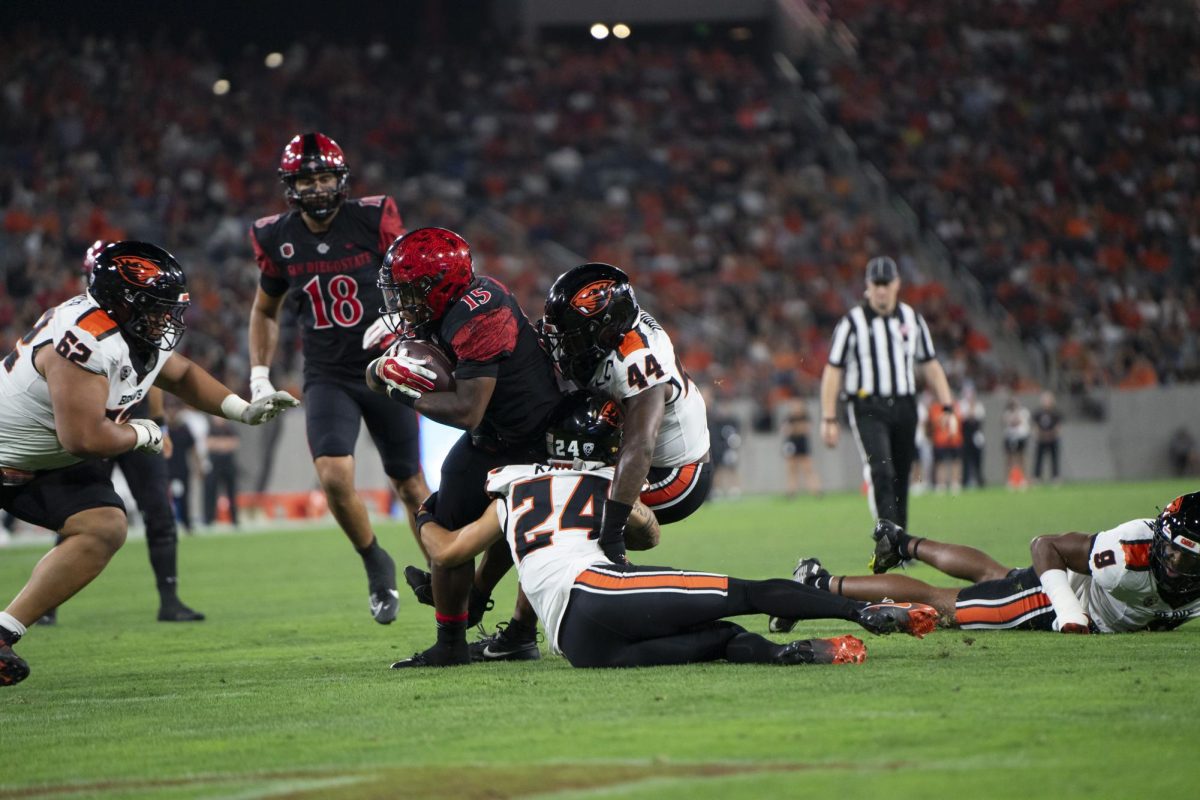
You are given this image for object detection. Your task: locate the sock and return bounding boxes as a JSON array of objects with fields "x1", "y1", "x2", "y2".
[
  {"x1": 147, "y1": 535, "x2": 179, "y2": 601},
  {"x1": 0, "y1": 612, "x2": 27, "y2": 644},
  {"x1": 356, "y1": 536, "x2": 382, "y2": 560},
  {"x1": 896, "y1": 530, "x2": 918, "y2": 559},
  {"x1": 505, "y1": 616, "x2": 536, "y2": 640},
  {"x1": 358, "y1": 538, "x2": 395, "y2": 590},
  {"x1": 435, "y1": 612, "x2": 468, "y2": 646},
  {"x1": 724, "y1": 630, "x2": 782, "y2": 664},
  {"x1": 812, "y1": 573, "x2": 833, "y2": 592},
  {"x1": 738, "y1": 577, "x2": 861, "y2": 621}
]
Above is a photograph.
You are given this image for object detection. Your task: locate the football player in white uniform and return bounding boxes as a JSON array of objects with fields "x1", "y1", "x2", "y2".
[
  {"x1": 784, "y1": 496, "x2": 1200, "y2": 633},
  {"x1": 0, "y1": 241, "x2": 299, "y2": 687},
  {"x1": 462, "y1": 262, "x2": 712, "y2": 661},
  {"x1": 396, "y1": 392, "x2": 935, "y2": 669}
]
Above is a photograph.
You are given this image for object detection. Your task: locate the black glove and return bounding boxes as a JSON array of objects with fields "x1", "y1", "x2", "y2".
[
  {"x1": 598, "y1": 498, "x2": 633, "y2": 564},
  {"x1": 415, "y1": 491, "x2": 439, "y2": 531}
]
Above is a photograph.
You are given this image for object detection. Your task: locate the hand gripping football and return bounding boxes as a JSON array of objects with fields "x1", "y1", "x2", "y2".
[{"x1": 386, "y1": 340, "x2": 456, "y2": 394}]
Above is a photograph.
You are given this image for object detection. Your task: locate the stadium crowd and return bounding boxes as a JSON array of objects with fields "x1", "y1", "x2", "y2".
[
  {"x1": 805, "y1": 0, "x2": 1200, "y2": 393},
  {"x1": 3, "y1": 10, "x2": 1195, "y2": 415}
]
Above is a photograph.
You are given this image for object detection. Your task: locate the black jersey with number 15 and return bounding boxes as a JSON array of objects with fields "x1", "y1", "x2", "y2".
[{"x1": 251, "y1": 196, "x2": 405, "y2": 382}]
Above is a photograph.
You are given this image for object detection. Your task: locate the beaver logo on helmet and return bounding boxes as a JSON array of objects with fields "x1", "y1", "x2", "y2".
[
  {"x1": 112, "y1": 255, "x2": 163, "y2": 287},
  {"x1": 570, "y1": 280, "x2": 617, "y2": 318}
]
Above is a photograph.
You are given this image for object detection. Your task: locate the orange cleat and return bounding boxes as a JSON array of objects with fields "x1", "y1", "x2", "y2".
[{"x1": 856, "y1": 601, "x2": 939, "y2": 638}]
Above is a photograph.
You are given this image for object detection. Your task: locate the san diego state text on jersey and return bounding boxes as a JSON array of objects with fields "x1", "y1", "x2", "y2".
[{"x1": 251, "y1": 196, "x2": 405, "y2": 381}]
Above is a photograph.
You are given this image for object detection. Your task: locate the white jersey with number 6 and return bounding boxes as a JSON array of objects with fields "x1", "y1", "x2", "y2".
[
  {"x1": 0, "y1": 294, "x2": 171, "y2": 471},
  {"x1": 585, "y1": 311, "x2": 708, "y2": 468},
  {"x1": 487, "y1": 462, "x2": 614, "y2": 654}
]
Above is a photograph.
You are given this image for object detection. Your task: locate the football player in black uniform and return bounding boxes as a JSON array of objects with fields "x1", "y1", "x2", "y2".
[
  {"x1": 247, "y1": 133, "x2": 430, "y2": 625},
  {"x1": 366, "y1": 227, "x2": 564, "y2": 667}
]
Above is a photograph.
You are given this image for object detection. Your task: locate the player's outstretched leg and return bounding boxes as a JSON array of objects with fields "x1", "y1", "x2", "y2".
[
  {"x1": 768, "y1": 558, "x2": 831, "y2": 634},
  {"x1": 869, "y1": 520, "x2": 1010, "y2": 582}
]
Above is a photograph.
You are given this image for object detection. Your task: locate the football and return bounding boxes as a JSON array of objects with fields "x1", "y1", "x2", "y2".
[{"x1": 387, "y1": 339, "x2": 456, "y2": 393}]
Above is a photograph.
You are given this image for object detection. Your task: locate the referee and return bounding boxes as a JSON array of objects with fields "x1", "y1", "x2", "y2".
[{"x1": 820, "y1": 257, "x2": 955, "y2": 529}]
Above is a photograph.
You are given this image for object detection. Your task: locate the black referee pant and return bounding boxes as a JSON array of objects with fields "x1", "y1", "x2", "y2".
[{"x1": 847, "y1": 396, "x2": 918, "y2": 529}]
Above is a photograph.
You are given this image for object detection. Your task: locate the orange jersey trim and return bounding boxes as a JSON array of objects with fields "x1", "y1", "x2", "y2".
[
  {"x1": 617, "y1": 329, "x2": 649, "y2": 360},
  {"x1": 641, "y1": 463, "x2": 699, "y2": 508},
  {"x1": 575, "y1": 569, "x2": 728, "y2": 593},
  {"x1": 1121, "y1": 541, "x2": 1151, "y2": 569},
  {"x1": 76, "y1": 308, "x2": 119, "y2": 340}
]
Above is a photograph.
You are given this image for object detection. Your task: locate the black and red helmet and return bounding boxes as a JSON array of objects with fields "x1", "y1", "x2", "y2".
[
  {"x1": 278, "y1": 132, "x2": 350, "y2": 221},
  {"x1": 377, "y1": 228, "x2": 475, "y2": 335},
  {"x1": 1152, "y1": 492, "x2": 1200, "y2": 597},
  {"x1": 87, "y1": 241, "x2": 189, "y2": 352}
]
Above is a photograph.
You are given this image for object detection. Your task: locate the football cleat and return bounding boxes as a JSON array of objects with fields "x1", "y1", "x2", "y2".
[
  {"x1": 775, "y1": 635, "x2": 866, "y2": 666},
  {"x1": 370, "y1": 589, "x2": 400, "y2": 625},
  {"x1": 404, "y1": 566, "x2": 434, "y2": 607},
  {"x1": 768, "y1": 557, "x2": 831, "y2": 634},
  {"x1": 390, "y1": 641, "x2": 470, "y2": 669},
  {"x1": 0, "y1": 642, "x2": 30, "y2": 686},
  {"x1": 468, "y1": 622, "x2": 541, "y2": 662},
  {"x1": 855, "y1": 601, "x2": 939, "y2": 638},
  {"x1": 869, "y1": 519, "x2": 910, "y2": 574},
  {"x1": 158, "y1": 600, "x2": 206, "y2": 622}
]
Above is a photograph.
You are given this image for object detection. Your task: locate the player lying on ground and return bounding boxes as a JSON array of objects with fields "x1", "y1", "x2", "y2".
[
  {"x1": 394, "y1": 392, "x2": 937, "y2": 669},
  {"x1": 771, "y1": 494, "x2": 1200, "y2": 634}
]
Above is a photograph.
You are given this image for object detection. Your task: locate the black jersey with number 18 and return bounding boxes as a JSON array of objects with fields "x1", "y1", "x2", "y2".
[{"x1": 251, "y1": 196, "x2": 405, "y2": 382}]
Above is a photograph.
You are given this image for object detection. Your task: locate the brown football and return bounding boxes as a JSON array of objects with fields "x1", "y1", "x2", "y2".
[{"x1": 388, "y1": 339, "x2": 456, "y2": 393}]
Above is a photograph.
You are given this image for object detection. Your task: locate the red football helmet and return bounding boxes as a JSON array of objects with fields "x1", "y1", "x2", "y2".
[
  {"x1": 378, "y1": 228, "x2": 474, "y2": 334},
  {"x1": 278, "y1": 132, "x2": 350, "y2": 221}
]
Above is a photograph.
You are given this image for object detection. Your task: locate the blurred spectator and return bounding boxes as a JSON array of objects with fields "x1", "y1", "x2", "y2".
[
  {"x1": 958, "y1": 385, "x2": 986, "y2": 488},
  {"x1": 781, "y1": 399, "x2": 821, "y2": 499},
  {"x1": 705, "y1": 389, "x2": 743, "y2": 500},
  {"x1": 1169, "y1": 427, "x2": 1200, "y2": 477},
  {"x1": 928, "y1": 399, "x2": 962, "y2": 494},
  {"x1": 1002, "y1": 397, "x2": 1031, "y2": 490},
  {"x1": 165, "y1": 398, "x2": 203, "y2": 534},
  {"x1": 1032, "y1": 391, "x2": 1063, "y2": 485},
  {"x1": 203, "y1": 416, "x2": 240, "y2": 527}
]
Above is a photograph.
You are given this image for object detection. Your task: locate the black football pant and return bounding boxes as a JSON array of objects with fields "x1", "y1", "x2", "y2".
[
  {"x1": 847, "y1": 397, "x2": 918, "y2": 529},
  {"x1": 557, "y1": 563, "x2": 864, "y2": 668},
  {"x1": 54, "y1": 452, "x2": 183, "y2": 604}
]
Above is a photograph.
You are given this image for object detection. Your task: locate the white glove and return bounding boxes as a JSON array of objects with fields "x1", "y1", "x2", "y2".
[
  {"x1": 250, "y1": 365, "x2": 276, "y2": 402},
  {"x1": 127, "y1": 419, "x2": 164, "y2": 454},
  {"x1": 362, "y1": 314, "x2": 401, "y2": 350},
  {"x1": 369, "y1": 353, "x2": 437, "y2": 404},
  {"x1": 240, "y1": 391, "x2": 301, "y2": 425}
]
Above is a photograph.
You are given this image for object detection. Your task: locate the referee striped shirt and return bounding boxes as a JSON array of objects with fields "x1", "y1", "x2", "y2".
[{"x1": 828, "y1": 302, "x2": 936, "y2": 398}]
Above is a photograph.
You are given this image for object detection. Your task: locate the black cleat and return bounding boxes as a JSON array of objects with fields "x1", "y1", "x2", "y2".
[
  {"x1": 869, "y1": 519, "x2": 910, "y2": 574},
  {"x1": 768, "y1": 557, "x2": 830, "y2": 634},
  {"x1": 404, "y1": 566, "x2": 434, "y2": 607},
  {"x1": 158, "y1": 600, "x2": 206, "y2": 622},
  {"x1": 390, "y1": 641, "x2": 470, "y2": 669},
  {"x1": 37, "y1": 608, "x2": 57, "y2": 626},
  {"x1": 370, "y1": 588, "x2": 400, "y2": 625},
  {"x1": 467, "y1": 587, "x2": 494, "y2": 629},
  {"x1": 855, "y1": 601, "x2": 938, "y2": 638},
  {"x1": 468, "y1": 622, "x2": 541, "y2": 662},
  {"x1": 0, "y1": 642, "x2": 30, "y2": 686},
  {"x1": 366, "y1": 547, "x2": 399, "y2": 624},
  {"x1": 775, "y1": 635, "x2": 866, "y2": 665}
]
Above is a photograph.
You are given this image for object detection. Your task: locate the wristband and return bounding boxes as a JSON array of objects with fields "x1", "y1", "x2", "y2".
[
  {"x1": 129, "y1": 422, "x2": 153, "y2": 450},
  {"x1": 220, "y1": 393, "x2": 250, "y2": 422},
  {"x1": 599, "y1": 498, "x2": 633, "y2": 560}
]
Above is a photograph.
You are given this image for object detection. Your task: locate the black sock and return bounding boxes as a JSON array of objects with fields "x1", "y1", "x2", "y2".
[
  {"x1": 897, "y1": 531, "x2": 918, "y2": 559},
  {"x1": 505, "y1": 616, "x2": 536, "y2": 639},
  {"x1": 812, "y1": 574, "x2": 833, "y2": 592},
  {"x1": 358, "y1": 538, "x2": 395, "y2": 588},
  {"x1": 436, "y1": 618, "x2": 467, "y2": 647}
]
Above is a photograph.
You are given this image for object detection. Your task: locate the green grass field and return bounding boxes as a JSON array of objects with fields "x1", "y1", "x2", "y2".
[{"x1": 2, "y1": 480, "x2": 1198, "y2": 800}]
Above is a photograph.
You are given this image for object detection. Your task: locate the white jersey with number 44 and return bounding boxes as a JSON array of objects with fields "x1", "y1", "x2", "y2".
[
  {"x1": 0, "y1": 294, "x2": 170, "y2": 471},
  {"x1": 586, "y1": 311, "x2": 708, "y2": 468}
]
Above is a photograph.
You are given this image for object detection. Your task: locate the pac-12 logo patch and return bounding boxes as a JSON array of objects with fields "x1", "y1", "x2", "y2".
[{"x1": 280, "y1": 243, "x2": 295, "y2": 259}]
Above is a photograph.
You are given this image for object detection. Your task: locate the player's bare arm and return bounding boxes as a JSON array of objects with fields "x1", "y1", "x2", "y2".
[
  {"x1": 39, "y1": 346, "x2": 140, "y2": 457},
  {"x1": 248, "y1": 287, "x2": 284, "y2": 369},
  {"x1": 1030, "y1": 532, "x2": 1094, "y2": 633},
  {"x1": 608, "y1": 383, "x2": 669, "y2": 506},
  {"x1": 419, "y1": 501, "x2": 505, "y2": 568},
  {"x1": 413, "y1": 375, "x2": 497, "y2": 430},
  {"x1": 155, "y1": 352, "x2": 299, "y2": 425},
  {"x1": 624, "y1": 500, "x2": 661, "y2": 551}
]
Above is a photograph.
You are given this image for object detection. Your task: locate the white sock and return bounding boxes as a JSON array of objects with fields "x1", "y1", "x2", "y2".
[{"x1": 0, "y1": 611, "x2": 27, "y2": 639}]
